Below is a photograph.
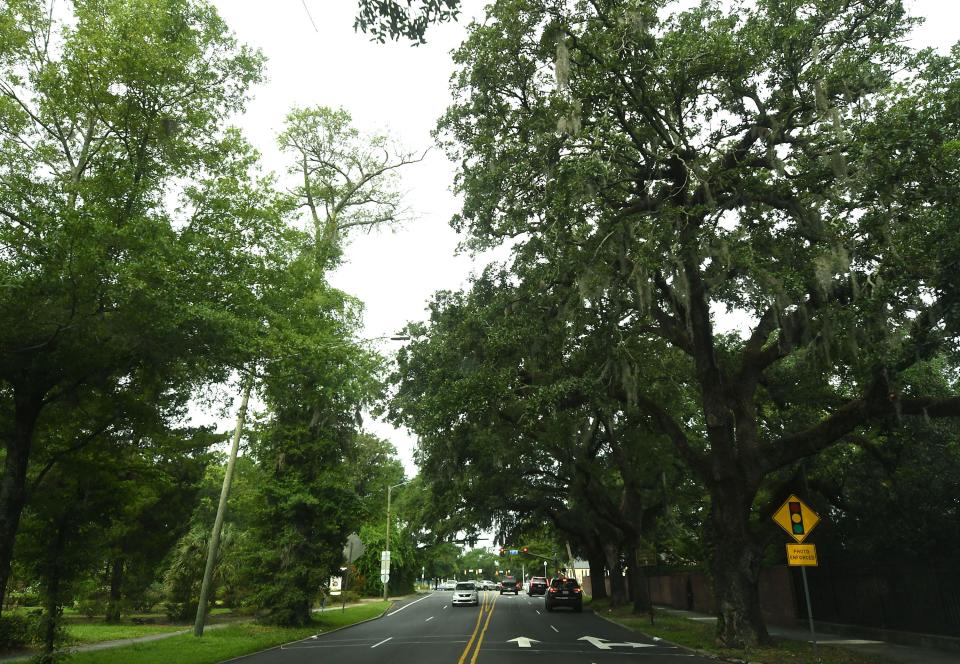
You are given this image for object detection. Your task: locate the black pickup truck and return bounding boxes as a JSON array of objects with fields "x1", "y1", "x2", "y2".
[{"x1": 498, "y1": 575, "x2": 520, "y2": 594}]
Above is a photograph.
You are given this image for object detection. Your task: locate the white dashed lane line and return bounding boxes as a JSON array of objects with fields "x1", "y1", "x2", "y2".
[{"x1": 371, "y1": 637, "x2": 392, "y2": 648}]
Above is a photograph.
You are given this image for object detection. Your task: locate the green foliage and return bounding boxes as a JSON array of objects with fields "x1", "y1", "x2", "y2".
[
  {"x1": 423, "y1": 0, "x2": 960, "y2": 647},
  {"x1": 0, "y1": 612, "x2": 40, "y2": 649},
  {"x1": 354, "y1": 0, "x2": 460, "y2": 43}
]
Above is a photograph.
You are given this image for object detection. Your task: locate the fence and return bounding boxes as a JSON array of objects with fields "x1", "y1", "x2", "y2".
[{"x1": 588, "y1": 563, "x2": 960, "y2": 637}]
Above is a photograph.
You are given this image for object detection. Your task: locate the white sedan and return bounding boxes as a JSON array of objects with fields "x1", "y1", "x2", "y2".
[{"x1": 451, "y1": 581, "x2": 479, "y2": 606}]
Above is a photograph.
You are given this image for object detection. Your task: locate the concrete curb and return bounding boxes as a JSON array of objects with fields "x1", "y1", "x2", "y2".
[{"x1": 589, "y1": 607, "x2": 729, "y2": 661}]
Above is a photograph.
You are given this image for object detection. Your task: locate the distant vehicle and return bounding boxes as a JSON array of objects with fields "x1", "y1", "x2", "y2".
[
  {"x1": 452, "y1": 581, "x2": 479, "y2": 606},
  {"x1": 440, "y1": 579, "x2": 457, "y2": 591},
  {"x1": 479, "y1": 579, "x2": 497, "y2": 591},
  {"x1": 498, "y1": 575, "x2": 520, "y2": 595},
  {"x1": 527, "y1": 576, "x2": 548, "y2": 596},
  {"x1": 544, "y1": 576, "x2": 582, "y2": 612}
]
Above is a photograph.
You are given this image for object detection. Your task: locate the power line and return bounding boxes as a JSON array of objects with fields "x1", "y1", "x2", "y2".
[{"x1": 301, "y1": 0, "x2": 318, "y2": 32}]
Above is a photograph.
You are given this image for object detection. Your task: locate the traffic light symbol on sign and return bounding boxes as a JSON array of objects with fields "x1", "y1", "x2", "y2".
[
  {"x1": 772, "y1": 494, "x2": 820, "y2": 543},
  {"x1": 789, "y1": 501, "x2": 804, "y2": 536}
]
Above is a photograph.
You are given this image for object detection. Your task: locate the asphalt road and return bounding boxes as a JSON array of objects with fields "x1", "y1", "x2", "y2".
[{"x1": 230, "y1": 591, "x2": 713, "y2": 663}]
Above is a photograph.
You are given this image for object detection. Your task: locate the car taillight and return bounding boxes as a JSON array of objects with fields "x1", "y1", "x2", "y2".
[
  {"x1": 548, "y1": 587, "x2": 557, "y2": 593},
  {"x1": 573, "y1": 588, "x2": 581, "y2": 593}
]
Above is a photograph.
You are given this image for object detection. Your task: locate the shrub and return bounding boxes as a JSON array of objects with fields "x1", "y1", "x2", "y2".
[{"x1": 0, "y1": 613, "x2": 39, "y2": 649}]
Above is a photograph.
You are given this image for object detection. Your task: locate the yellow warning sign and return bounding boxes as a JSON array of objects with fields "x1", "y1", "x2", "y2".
[
  {"x1": 772, "y1": 494, "x2": 820, "y2": 543},
  {"x1": 786, "y1": 543, "x2": 818, "y2": 566}
]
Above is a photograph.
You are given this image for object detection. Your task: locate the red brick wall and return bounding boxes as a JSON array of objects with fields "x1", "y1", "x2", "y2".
[{"x1": 601, "y1": 566, "x2": 799, "y2": 626}]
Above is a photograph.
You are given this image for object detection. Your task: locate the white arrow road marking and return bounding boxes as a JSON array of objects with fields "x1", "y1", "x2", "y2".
[
  {"x1": 371, "y1": 637, "x2": 392, "y2": 648},
  {"x1": 577, "y1": 636, "x2": 656, "y2": 650},
  {"x1": 507, "y1": 637, "x2": 540, "y2": 648}
]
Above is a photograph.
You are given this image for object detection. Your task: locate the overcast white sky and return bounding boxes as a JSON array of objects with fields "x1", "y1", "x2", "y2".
[{"x1": 203, "y1": 0, "x2": 959, "y2": 476}]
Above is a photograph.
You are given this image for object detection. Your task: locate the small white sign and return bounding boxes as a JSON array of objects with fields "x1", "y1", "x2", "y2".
[
  {"x1": 381, "y1": 550, "x2": 391, "y2": 561},
  {"x1": 329, "y1": 575, "x2": 342, "y2": 596},
  {"x1": 380, "y1": 572, "x2": 390, "y2": 583}
]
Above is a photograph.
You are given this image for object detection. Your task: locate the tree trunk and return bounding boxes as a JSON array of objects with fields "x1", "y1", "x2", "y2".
[
  {"x1": 626, "y1": 546, "x2": 652, "y2": 614},
  {"x1": 711, "y1": 482, "x2": 770, "y2": 648},
  {"x1": 40, "y1": 518, "x2": 67, "y2": 662},
  {"x1": 0, "y1": 390, "x2": 43, "y2": 616},
  {"x1": 603, "y1": 543, "x2": 627, "y2": 606},
  {"x1": 105, "y1": 558, "x2": 124, "y2": 623},
  {"x1": 586, "y1": 543, "x2": 608, "y2": 601}
]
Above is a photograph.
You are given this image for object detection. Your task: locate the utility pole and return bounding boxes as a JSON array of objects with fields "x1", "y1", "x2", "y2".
[
  {"x1": 383, "y1": 479, "x2": 410, "y2": 600},
  {"x1": 194, "y1": 376, "x2": 251, "y2": 637}
]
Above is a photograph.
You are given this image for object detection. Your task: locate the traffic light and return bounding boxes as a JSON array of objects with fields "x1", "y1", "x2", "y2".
[
  {"x1": 522, "y1": 547, "x2": 529, "y2": 554},
  {"x1": 499, "y1": 547, "x2": 505, "y2": 556},
  {"x1": 789, "y1": 500, "x2": 805, "y2": 536}
]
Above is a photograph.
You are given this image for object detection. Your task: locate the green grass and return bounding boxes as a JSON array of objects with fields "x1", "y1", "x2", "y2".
[
  {"x1": 589, "y1": 599, "x2": 884, "y2": 664},
  {"x1": 65, "y1": 623, "x2": 186, "y2": 644},
  {"x1": 63, "y1": 601, "x2": 389, "y2": 664}
]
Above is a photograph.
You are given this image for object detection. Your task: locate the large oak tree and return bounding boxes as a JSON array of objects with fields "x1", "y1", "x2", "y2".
[{"x1": 435, "y1": 0, "x2": 960, "y2": 647}]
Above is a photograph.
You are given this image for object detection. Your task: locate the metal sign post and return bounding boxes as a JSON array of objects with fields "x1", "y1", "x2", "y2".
[{"x1": 773, "y1": 494, "x2": 822, "y2": 662}]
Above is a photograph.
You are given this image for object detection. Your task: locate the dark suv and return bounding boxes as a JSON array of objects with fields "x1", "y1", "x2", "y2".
[
  {"x1": 528, "y1": 576, "x2": 548, "y2": 596},
  {"x1": 544, "y1": 576, "x2": 582, "y2": 612},
  {"x1": 498, "y1": 575, "x2": 520, "y2": 594}
]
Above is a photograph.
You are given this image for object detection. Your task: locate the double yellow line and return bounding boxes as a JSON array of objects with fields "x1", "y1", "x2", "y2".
[{"x1": 457, "y1": 590, "x2": 498, "y2": 664}]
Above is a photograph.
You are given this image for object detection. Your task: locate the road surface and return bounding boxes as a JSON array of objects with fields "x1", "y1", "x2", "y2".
[{"x1": 231, "y1": 591, "x2": 711, "y2": 663}]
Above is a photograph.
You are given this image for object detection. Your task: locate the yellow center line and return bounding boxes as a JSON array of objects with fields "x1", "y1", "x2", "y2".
[
  {"x1": 456, "y1": 590, "x2": 490, "y2": 664},
  {"x1": 468, "y1": 591, "x2": 498, "y2": 664}
]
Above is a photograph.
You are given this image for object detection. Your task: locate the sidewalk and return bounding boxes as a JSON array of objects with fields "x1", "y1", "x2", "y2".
[{"x1": 654, "y1": 606, "x2": 960, "y2": 664}]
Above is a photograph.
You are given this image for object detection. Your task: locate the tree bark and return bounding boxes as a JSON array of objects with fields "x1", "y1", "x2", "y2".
[
  {"x1": 105, "y1": 558, "x2": 124, "y2": 623},
  {"x1": 0, "y1": 389, "x2": 43, "y2": 616},
  {"x1": 710, "y1": 481, "x2": 770, "y2": 648},
  {"x1": 585, "y1": 542, "x2": 608, "y2": 601},
  {"x1": 603, "y1": 543, "x2": 627, "y2": 606},
  {"x1": 40, "y1": 518, "x2": 67, "y2": 662},
  {"x1": 626, "y1": 546, "x2": 652, "y2": 614}
]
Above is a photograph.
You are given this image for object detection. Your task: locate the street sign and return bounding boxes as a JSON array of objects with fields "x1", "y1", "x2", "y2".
[
  {"x1": 343, "y1": 533, "x2": 364, "y2": 563},
  {"x1": 509, "y1": 549, "x2": 519, "y2": 555},
  {"x1": 380, "y1": 572, "x2": 390, "y2": 583},
  {"x1": 772, "y1": 494, "x2": 820, "y2": 543},
  {"x1": 786, "y1": 543, "x2": 818, "y2": 566},
  {"x1": 380, "y1": 550, "x2": 390, "y2": 561}
]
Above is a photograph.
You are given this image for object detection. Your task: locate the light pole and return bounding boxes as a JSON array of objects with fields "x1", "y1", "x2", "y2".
[{"x1": 384, "y1": 479, "x2": 411, "y2": 600}]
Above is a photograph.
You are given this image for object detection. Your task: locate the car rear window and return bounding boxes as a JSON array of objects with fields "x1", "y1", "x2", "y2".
[
  {"x1": 550, "y1": 578, "x2": 580, "y2": 590},
  {"x1": 532, "y1": 577, "x2": 546, "y2": 583},
  {"x1": 456, "y1": 582, "x2": 475, "y2": 590}
]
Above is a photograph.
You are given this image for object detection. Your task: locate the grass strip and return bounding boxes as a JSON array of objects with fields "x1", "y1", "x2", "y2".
[
  {"x1": 63, "y1": 602, "x2": 389, "y2": 664},
  {"x1": 590, "y1": 600, "x2": 884, "y2": 664},
  {"x1": 66, "y1": 624, "x2": 186, "y2": 644}
]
